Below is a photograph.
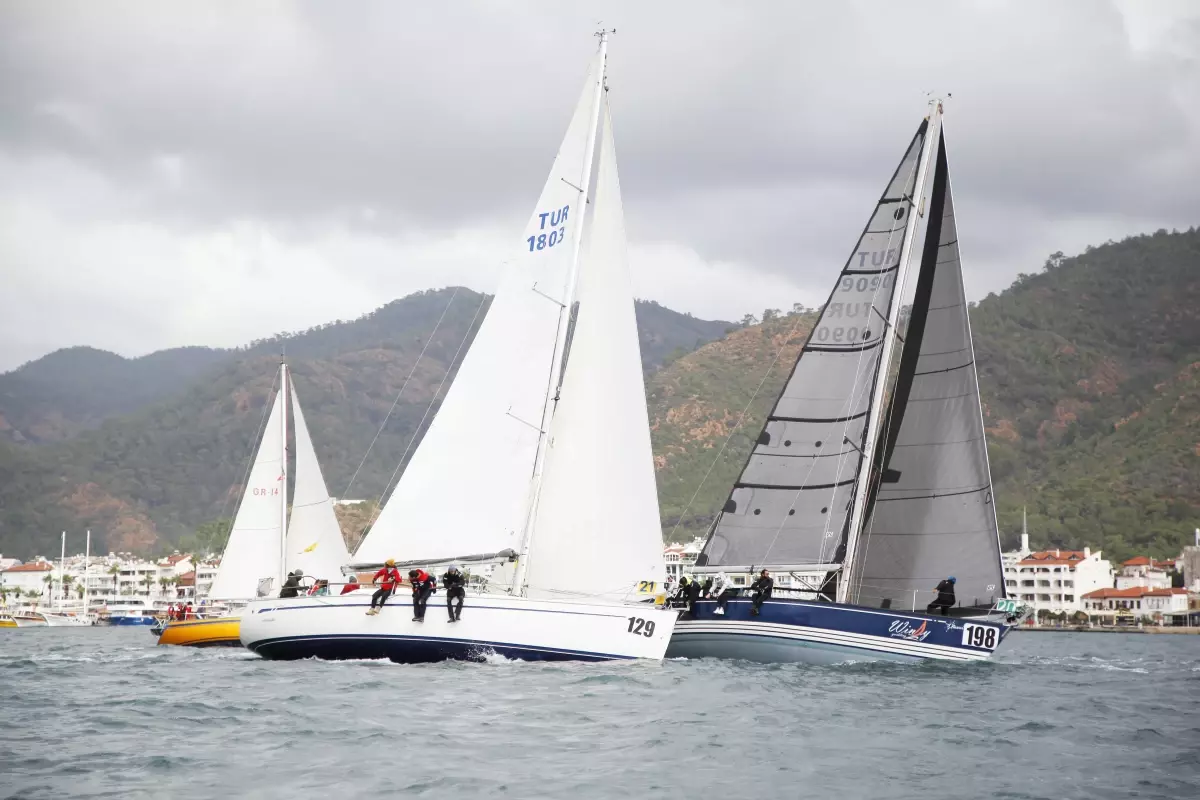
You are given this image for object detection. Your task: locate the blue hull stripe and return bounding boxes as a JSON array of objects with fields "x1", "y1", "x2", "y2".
[
  {"x1": 248, "y1": 633, "x2": 633, "y2": 663},
  {"x1": 666, "y1": 598, "x2": 1004, "y2": 662}
]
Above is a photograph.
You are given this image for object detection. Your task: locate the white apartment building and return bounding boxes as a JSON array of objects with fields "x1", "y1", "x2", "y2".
[
  {"x1": 1082, "y1": 586, "x2": 1190, "y2": 621},
  {"x1": 1002, "y1": 538, "x2": 1113, "y2": 615},
  {"x1": 0, "y1": 560, "x2": 55, "y2": 597},
  {"x1": 663, "y1": 538, "x2": 705, "y2": 582},
  {"x1": 1115, "y1": 556, "x2": 1173, "y2": 591}
]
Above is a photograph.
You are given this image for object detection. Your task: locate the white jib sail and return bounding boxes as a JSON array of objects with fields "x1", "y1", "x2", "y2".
[
  {"x1": 286, "y1": 389, "x2": 351, "y2": 581},
  {"x1": 355, "y1": 55, "x2": 604, "y2": 565},
  {"x1": 208, "y1": 389, "x2": 287, "y2": 600},
  {"x1": 523, "y1": 100, "x2": 667, "y2": 603}
]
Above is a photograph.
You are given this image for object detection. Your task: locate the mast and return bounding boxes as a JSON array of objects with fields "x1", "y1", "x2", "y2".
[
  {"x1": 279, "y1": 361, "x2": 290, "y2": 593},
  {"x1": 84, "y1": 530, "x2": 90, "y2": 619},
  {"x1": 513, "y1": 29, "x2": 611, "y2": 594},
  {"x1": 837, "y1": 101, "x2": 943, "y2": 603},
  {"x1": 59, "y1": 531, "x2": 65, "y2": 611}
]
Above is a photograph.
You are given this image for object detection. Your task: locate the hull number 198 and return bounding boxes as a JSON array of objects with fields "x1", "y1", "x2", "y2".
[
  {"x1": 962, "y1": 623, "x2": 998, "y2": 650},
  {"x1": 627, "y1": 617, "x2": 655, "y2": 637}
]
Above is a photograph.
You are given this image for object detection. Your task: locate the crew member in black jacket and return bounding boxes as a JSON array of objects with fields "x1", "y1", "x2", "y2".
[
  {"x1": 442, "y1": 565, "x2": 466, "y2": 622},
  {"x1": 749, "y1": 569, "x2": 774, "y2": 616},
  {"x1": 927, "y1": 576, "x2": 957, "y2": 615}
]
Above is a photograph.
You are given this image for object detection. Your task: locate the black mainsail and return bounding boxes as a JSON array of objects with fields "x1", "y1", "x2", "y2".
[
  {"x1": 696, "y1": 122, "x2": 927, "y2": 572},
  {"x1": 697, "y1": 111, "x2": 1005, "y2": 615},
  {"x1": 848, "y1": 134, "x2": 1006, "y2": 610}
]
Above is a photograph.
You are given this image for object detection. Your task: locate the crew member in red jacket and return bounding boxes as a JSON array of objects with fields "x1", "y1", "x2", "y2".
[
  {"x1": 340, "y1": 573, "x2": 360, "y2": 596},
  {"x1": 408, "y1": 568, "x2": 436, "y2": 622},
  {"x1": 367, "y1": 559, "x2": 401, "y2": 616}
]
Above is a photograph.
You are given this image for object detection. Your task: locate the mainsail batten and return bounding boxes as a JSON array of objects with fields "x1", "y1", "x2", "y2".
[
  {"x1": 697, "y1": 122, "x2": 928, "y2": 571},
  {"x1": 849, "y1": 134, "x2": 1005, "y2": 609}
]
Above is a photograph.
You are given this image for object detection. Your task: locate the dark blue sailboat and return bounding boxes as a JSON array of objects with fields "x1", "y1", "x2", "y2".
[{"x1": 666, "y1": 103, "x2": 1030, "y2": 664}]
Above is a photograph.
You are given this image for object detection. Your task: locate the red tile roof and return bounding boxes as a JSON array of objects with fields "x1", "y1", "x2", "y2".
[
  {"x1": 1121, "y1": 556, "x2": 1172, "y2": 568},
  {"x1": 1019, "y1": 550, "x2": 1089, "y2": 567},
  {"x1": 1084, "y1": 586, "x2": 1188, "y2": 599},
  {"x1": 176, "y1": 571, "x2": 196, "y2": 587},
  {"x1": 1, "y1": 561, "x2": 54, "y2": 573},
  {"x1": 1082, "y1": 587, "x2": 1148, "y2": 599}
]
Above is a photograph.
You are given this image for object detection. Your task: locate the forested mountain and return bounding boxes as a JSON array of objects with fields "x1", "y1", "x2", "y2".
[
  {"x1": 650, "y1": 228, "x2": 1200, "y2": 562},
  {"x1": 0, "y1": 290, "x2": 730, "y2": 557},
  {"x1": 2, "y1": 228, "x2": 1197, "y2": 563}
]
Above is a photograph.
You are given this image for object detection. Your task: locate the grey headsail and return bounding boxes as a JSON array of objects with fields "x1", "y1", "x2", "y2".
[
  {"x1": 697, "y1": 121, "x2": 928, "y2": 569},
  {"x1": 849, "y1": 134, "x2": 1006, "y2": 610}
]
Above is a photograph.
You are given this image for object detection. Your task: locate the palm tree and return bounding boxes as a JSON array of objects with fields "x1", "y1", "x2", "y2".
[
  {"x1": 158, "y1": 577, "x2": 172, "y2": 597},
  {"x1": 62, "y1": 575, "x2": 74, "y2": 601},
  {"x1": 42, "y1": 573, "x2": 54, "y2": 598},
  {"x1": 140, "y1": 575, "x2": 154, "y2": 596},
  {"x1": 108, "y1": 563, "x2": 121, "y2": 593}
]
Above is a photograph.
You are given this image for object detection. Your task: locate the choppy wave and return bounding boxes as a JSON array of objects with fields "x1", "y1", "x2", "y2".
[{"x1": 0, "y1": 627, "x2": 1197, "y2": 799}]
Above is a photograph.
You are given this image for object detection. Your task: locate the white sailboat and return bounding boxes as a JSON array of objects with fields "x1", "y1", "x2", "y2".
[
  {"x1": 158, "y1": 363, "x2": 350, "y2": 646},
  {"x1": 239, "y1": 31, "x2": 678, "y2": 663},
  {"x1": 35, "y1": 531, "x2": 92, "y2": 627}
]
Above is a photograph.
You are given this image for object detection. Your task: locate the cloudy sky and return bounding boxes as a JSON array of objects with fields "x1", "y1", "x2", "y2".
[{"x1": 1, "y1": 0, "x2": 1197, "y2": 371}]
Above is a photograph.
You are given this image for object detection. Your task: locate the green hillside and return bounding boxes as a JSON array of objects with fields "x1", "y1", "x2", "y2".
[
  {"x1": 0, "y1": 290, "x2": 730, "y2": 557},
  {"x1": 650, "y1": 228, "x2": 1200, "y2": 561}
]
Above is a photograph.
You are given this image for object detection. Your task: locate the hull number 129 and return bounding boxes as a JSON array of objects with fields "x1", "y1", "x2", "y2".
[{"x1": 627, "y1": 617, "x2": 656, "y2": 637}]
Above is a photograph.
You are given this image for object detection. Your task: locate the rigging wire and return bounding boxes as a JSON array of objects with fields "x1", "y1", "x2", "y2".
[
  {"x1": 339, "y1": 287, "x2": 464, "y2": 503},
  {"x1": 356, "y1": 292, "x2": 491, "y2": 544}
]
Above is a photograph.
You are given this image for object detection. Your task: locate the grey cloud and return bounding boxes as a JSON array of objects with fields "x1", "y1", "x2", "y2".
[{"x1": 1, "y1": 0, "x2": 1198, "y2": 368}]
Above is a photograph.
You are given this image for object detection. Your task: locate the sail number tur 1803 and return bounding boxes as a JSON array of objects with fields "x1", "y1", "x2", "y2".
[
  {"x1": 526, "y1": 204, "x2": 570, "y2": 252},
  {"x1": 626, "y1": 617, "x2": 656, "y2": 637}
]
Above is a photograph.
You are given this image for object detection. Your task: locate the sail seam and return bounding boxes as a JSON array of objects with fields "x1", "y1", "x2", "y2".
[{"x1": 912, "y1": 360, "x2": 974, "y2": 376}]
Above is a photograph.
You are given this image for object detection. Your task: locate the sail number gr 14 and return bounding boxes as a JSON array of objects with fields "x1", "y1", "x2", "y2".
[
  {"x1": 962, "y1": 623, "x2": 998, "y2": 650},
  {"x1": 627, "y1": 617, "x2": 656, "y2": 637},
  {"x1": 526, "y1": 204, "x2": 570, "y2": 252}
]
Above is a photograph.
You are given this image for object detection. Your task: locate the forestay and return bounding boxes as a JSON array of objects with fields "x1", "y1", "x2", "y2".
[
  {"x1": 354, "y1": 56, "x2": 603, "y2": 565},
  {"x1": 697, "y1": 122, "x2": 928, "y2": 569},
  {"x1": 523, "y1": 101, "x2": 666, "y2": 602},
  {"x1": 286, "y1": 389, "x2": 351, "y2": 581},
  {"x1": 850, "y1": 134, "x2": 1006, "y2": 609},
  {"x1": 208, "y1": 390, "x2": 287, "y2": 601}
]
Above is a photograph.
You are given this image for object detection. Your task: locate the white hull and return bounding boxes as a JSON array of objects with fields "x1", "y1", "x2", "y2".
[
  {"x1": 36, "y1": 611, "x2": 94, "y2": 627},
  {"x1": 240, "y1": 591, "x2": 677, "y2": 663}
]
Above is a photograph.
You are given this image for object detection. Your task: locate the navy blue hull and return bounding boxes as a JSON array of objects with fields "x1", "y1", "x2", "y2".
[
  {"x1": 108, "y1": 616, "x2": 157, "y2": 627},
  {"x1": 666, "y1": 597, "x2": 1007, "y2": 663},
  {"x1": 248, "y1": 634, "x2": 619, "y2": 664}
]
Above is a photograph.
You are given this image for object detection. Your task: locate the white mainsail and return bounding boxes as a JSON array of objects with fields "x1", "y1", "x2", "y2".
[
  {"x1": 208, "y1": 384, "x2": 287, "y2": 601},
  {"x1": 354, "y1": 55, "x2": 604, "y2": 564},
  {"x1": 523, "y1": 101, "x2": 666, "y2": 602},
  {"x1": 286, "y1": 389, "x2": 351, "y2": 579}
]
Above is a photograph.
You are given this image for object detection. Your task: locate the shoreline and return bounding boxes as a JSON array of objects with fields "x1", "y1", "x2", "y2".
[{"x1": 1016, "y1": 626, "x2": 1200, "y2": 635}]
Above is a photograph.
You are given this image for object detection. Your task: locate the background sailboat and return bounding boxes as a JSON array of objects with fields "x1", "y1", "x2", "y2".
[
  {"x1": 239, "y1": 31, "x2": 677, "y2": 664},
  {"x1": 667, "y1": 102, "x2": 1029, "y2": 664},
  {"x1": 158, "y1": 363, "x2": 349, "y2": 647}
]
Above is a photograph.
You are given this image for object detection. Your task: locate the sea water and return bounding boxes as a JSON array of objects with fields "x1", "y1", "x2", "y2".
[{"x1": 1, "y1": 628, "x2": 1197, "y2": 799}]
